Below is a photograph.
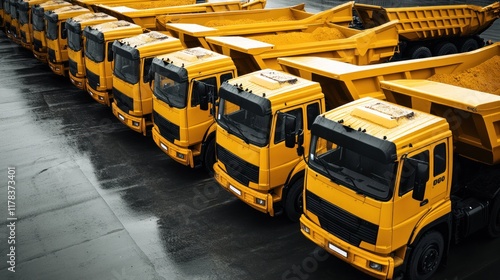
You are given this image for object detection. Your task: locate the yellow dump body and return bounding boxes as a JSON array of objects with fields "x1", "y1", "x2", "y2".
[
  {"x1": 91, "y1": 0, "x2": 263, "y2": 30},
  {"x1": 206, "y1": 21, "x2": 399, "y2": 75},
  {"x1": 355, "y1": 2, "x2": 500, "y2": 41},
  {"x1": 163, "y1": 2, "x2": 353, "y2": 49},
  {"x1": 69, "y1": 0, "x2": 196, "y2": 11},
  {"x1": 381, "y1": 79, "x2": 500, "y2": 165},
  {"x1": 278, "y1": 42, "x2": 500, "y2": 110}
]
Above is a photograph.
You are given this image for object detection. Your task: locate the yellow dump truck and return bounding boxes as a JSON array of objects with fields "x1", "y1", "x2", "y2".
[
  {"x1": 150, "y1": 47, "x2": 237, "y2": 172},
  {"x1": 45, "y1": 5, "x2": 91, "y2": 76},
  {"x1": 205, "y1": 20, "x2": 399, "y2": 75},
  {"x1": 31, "y1": 0, "x2": 72, "y2": 63},
  {"x1": 158, "y1": 2, "x2": 352, "y2": 49},
  {"x1": 66, "y1": 12, "x2": 117, "y2": 90},
  {"x1": 17, "y1": 0, "x2": 46, "y2": 49},
  {"x1": 289, "y1": 44, "x2": 500, "y2": 279},
  {"x1": 353, "y1": 2, "x2": 500, "y2": 59},
  {"x1": 111, "y1": 31, "x2": 184, "y2": 135},
  {"x1": 83, "y1": 20, "x2": 143, "y2": 106},
  {"x1": 89, "y1": 0, "x2": 254, "y2": 31}
]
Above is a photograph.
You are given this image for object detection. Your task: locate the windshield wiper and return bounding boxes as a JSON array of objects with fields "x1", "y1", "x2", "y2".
[
  {"x1": 225, "y1": 117, "x2": 250, "y2": 144},
  {"x1": 316, "y1": 156, "x2": 343, "y2": 184},
  {"x1": 344, "y1": 175, "x2": 365, "y2": 196}
]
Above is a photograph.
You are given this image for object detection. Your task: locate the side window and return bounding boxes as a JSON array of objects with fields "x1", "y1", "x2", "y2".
[
  {"x1": 399, "y1": 150, "x2": 429, "y2": 196},
  {"x1": 191, "y1": 77, "x2": 216, "y2": 107},
  {"x1": 274, "y1": 108, "x2": 303, "y2": 144},
  {"x1": 143, "y1": 57, "x2": 153, "y2": 83},
  {"x1": 220, "y1": 73, "x2": 233, "y2": 84},
  {"x1": 433, "y1": 143, "x2": 446, "y2": 176},
  {"x1": 306, "y1": 103, "x2": 320, "y2": 130},
  {"x1": 107, "y1": 42, "x2": 113, "y2": 62}
]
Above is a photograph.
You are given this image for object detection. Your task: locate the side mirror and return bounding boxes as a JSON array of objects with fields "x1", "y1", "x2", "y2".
[
  {"x1": 296, "y1": 129, "x2": 304, "y2": 156},
  {"x1": 281, "y1": 113, "x2": 297, "y2": 148},
  {"x1": 409, "y1": 159, "x2": 429, "y2": 201},
  {"x1": 193, "y1": 80, "x2": 210, "y2": 111}
]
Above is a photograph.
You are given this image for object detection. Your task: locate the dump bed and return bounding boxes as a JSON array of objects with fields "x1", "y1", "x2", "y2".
[
  {"x1": 163, "y1": 2, "x2": 354, "y2": 49},
  {"x1": 278, "y1": 42, "x2": 500, "y2": 109},
  {"x1": 354, "y1": 2, "x2": 500, "y2": 41},
  {"x1": 92, "y1": 0, "x2": 266, "y2": 30},
  {"x1": 380, "y1": 79, "x2": 500, "y2": 165},
  {"x1": 205, "y1": 21, "x2": 399, "y2": 75}
]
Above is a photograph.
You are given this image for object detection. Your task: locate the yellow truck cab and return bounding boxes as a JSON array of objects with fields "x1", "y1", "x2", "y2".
[
  {"x1": 213, "y1": 69, "x2": 325, "y2": 220},
  {"x1": 45, "y1": 5, "x2": 91, "y2": 76},
  {"x1": 111, "y1": 31, "x2": 183, "y2": 135},
  {"x1": 7, "y1": 0, "x2": 20, "y2": 43},
  {"x1": 150, "y1": 47, "x2": 237, "y2": 173},
  {"x1": 299, "y1": 86, "x2": 500, "y2": 279},
  {"x1": 31, "y1": 0, "x2": 71, "y2": 63},
  {"x1": 83, "y1": 20, "x2": 143, "y2": 106},
  {"x1": 17, "y1": 0, "x2": 46, "y2": 49},
  {"x1": 66, "y1": 12, "x2": 117, "y2": 90}
]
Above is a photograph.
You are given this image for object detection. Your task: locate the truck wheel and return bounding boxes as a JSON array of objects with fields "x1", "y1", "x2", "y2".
[
  {"x1": 408, "y1": 231, "x2": 443, "y2": 280},
  {"x1": 203, "y1": 137, "x2": 216, "y2": 176},
  {"x1": 487, "y1": 195, "x2": 500, "y2": 238},
  {"x1": 285, "y1": 177, "x2": 304, "y2": 222},
  {"x1": 432, "y1": 42, "x2": 458, "y2": 56},
  {"x1": 459, "y1": 38, "x2": 479, "y2": 53},
  {"x1": 409, "y1": 46, "x2": 432, "y2": 60}
]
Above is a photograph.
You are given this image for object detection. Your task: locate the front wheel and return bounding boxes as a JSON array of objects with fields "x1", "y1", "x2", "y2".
[
  {"x1": 203, "y1": 137, "x2": 216, "y2": 176},
  {"x1": 408, "y1": 231, "x2": 444, "y2": 280},
  {"x1": 285, "y1": 177, "x2": 304, "y2": 222},
  {"x1": 488, "y1": 194, "x2": 500, "y2": 238}
]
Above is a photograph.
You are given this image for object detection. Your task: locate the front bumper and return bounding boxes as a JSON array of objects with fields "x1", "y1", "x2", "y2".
[
  {"x1": 152, "y1": 126, "x2": 194, "y2": 167},
  {"x1": 111, "y1": 102, "x2": 148, "y2": 135}
]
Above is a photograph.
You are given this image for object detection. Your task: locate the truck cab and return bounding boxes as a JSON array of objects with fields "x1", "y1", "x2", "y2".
[
  {"x1": 66, "y1": 12, "x2": 117, "y2": 90},
  {"x1": 7, "y1": 0, "x2": 20, "y2": 44},
  {"x1": 213, "y1": 69, "x2": 324, "y2": 220},
  {"x1": 31, "y1": 0, "x2": 71, "y2": 63},
  {"x1": 17, "y1": 0, "x2": 46, "y2": 50},
  {"x1": 110, "y1": 31, "x2": 183, "y2": 135},
  {"x1": 150, "y1": 47, "x2": 237, "y2": 173},
  {"x1": 83, "y1": 20, "x2": 143, "y2": 106},
  {"x1": 45, "y1": 5, "x2": 91, "y2": 76}
]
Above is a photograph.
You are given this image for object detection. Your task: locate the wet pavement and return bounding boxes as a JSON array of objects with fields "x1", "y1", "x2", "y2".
[{"x1": 2, "y1": 1, "x2": 500, "y2": 279}]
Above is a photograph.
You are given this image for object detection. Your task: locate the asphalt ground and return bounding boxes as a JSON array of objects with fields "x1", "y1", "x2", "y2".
[{"x1": 2, "y1": 0, "x2": 500, "y2": 279}]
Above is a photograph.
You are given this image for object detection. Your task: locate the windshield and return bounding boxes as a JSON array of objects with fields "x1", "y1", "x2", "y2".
[
  {"x1": 153, "y1": 72, "x2": 188, "y2": 109},
  {"x1": 46, "y1": 20, "x2": 58, "y2": 40},
  {"x1": 308, "y1": 135, "x2": 396, "y2": 201},
  {"x1": 67, "y1": 29, "x2": 81, "y2": 51},
  {"x1": 32, "y1": 13, "x2": 45, "y2": 31},
  {"x1": 217, "y1": 98, "x2": 271, "y2": 147},
  {"x1": 9, "y1": 3, "x2": 15, "y2": 19},
  {"x1": 18, "y1": 9, "x2": 29, "y2": 25},
  {"x1": 113, "y1": 53, "x2": 139, "y2": 84},
  {"x1": 84, "y1": 36, "x2": 104, "y2": 62}
]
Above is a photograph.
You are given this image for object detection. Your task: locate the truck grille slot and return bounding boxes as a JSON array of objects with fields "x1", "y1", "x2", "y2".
[
  {"x1": 68, "y1": 59, "x2": 77, "y2": 76},
  {"x1": 153, "y1": 110, "x2": 179, "y2": 142},
  {"x1": 86, "y1": 69, "x2": 99, "y2": 90},
  {"x1": 48, "y1": 48, "x2": 56, "y2": 63},
  {"x1": 113, "y1": 87, "x2": 133, "y2": 113},
  {"x1": 306, "y1": 191, "x2": 378, "y2": 246},
  {"x1": 33, "y1": 38, "x2": 42, "y2": 51},
  {"x1": 216, "y1": 145, "x2": 259, "y2": 186}
]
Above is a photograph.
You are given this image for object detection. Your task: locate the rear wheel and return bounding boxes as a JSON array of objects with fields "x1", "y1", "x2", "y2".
[
  {"x1": 459, "y1": 38, "x2": 479, "y2": 53},
  {"x1": 408, "y1": 46, "x2": 432, "y2": 60},
  {"x1": 203, "y1": 137, "x2": 216, "y2": 176},
  {"x1": 408, "y1": 231, "x2": 443, "y2": 280},
  {"x1": 285, "y1": 177, "x2": 304, "y2": 222},
  {"x1": 488, "y1": 195, "x2": 500, "y2": 238},
  {"x1": 432, "y1": 42, "x2": 458, "y2": 56}
]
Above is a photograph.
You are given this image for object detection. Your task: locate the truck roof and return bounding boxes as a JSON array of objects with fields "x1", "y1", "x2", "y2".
[
  {"x1": 117, "y1": 31, "x2": 176, "y2": 48},
  {"x1": 322, "y1": 97, "x2": 449, "y2": 150},
  {"x1": 67, "y1": 12, "x2": 116, "y2": 24},
  {"x1": 156, "y1": 47, "x2": 231, "y2": 68},
  {"x1": 86, "y1": 20, "x2": 141, "y2": 33},
  {"x1": 226, "y1": 69, "x2": 323, "y2": 106}
]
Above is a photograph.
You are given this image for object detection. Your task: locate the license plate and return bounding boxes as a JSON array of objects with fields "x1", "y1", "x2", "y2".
[
  {"x1": 118, "y1": 114, "x2": 125, "y2": 121},
  {"x1": 329, "y1": 243, "x2": 347, "y2": 258},
  {"x1": 160, "y1": 143, "x2": 168, "y2": 151},
  {"x1": 229, "y1": 185, "x2": 241, "y2": 196}
]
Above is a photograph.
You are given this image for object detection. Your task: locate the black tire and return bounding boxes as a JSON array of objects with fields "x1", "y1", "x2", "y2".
[
  {"x1": 203, "y1": 137, "x2": 216, "y2": 176},
  {"x1": 285, "y1": 177, "x2": 304, "y2": 222},
  {"x1": 459, "y1": 38, "x2": 479, "y2": 53},
  {"x1": 408, "y1": 46, "x2": 432, "y2": 60},
  {"x1": 408, "y1": 231, "x2": 444, "y2": 280},
  {"x1": 432, "y1": 42, "x2": 458, "y2": 56},
  {"x1": 487, "y1": 195, "x2": 500, "y2": 238}
]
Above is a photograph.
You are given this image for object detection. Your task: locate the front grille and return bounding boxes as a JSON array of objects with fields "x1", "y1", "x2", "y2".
[
  {"x1": 68, "y1": 58, "x2": 78, "y2": 76},
  {"x1": 33, "y1": 38, "x2": 42, "y2": 51},
  {"x1": 86, "y1": 69, "x2": 99, "y2": 90},
  {"x1": 153, "y1": 110, "x2": 179, "y2": 143},
  {"x1": 113, "y1": 87, "x2": 133, "y2": 113},
  {"x1": 48, "y1": 48, "x2": 56, "y2": 63},
  {"x1": 216, "y1": 144, "x2": 259, "y2": 186},
  {"x1": 306, "y1": 191, "x2": 378, "y2": 246}
]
